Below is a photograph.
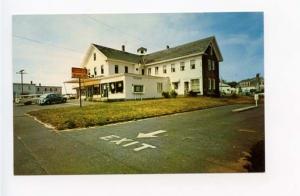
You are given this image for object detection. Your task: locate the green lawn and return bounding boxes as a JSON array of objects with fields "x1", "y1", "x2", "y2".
[{"x1": 28, "y1": 96, "x2": 255, "y2": 130}]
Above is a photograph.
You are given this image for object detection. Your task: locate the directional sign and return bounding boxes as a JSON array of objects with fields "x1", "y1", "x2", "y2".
[
  {"x1": 137, "y1": 130, "x2": 167, "y2": 138},
  {"x1": 99, "y1": 130, "x2": 167, "y2": 152},
  {"x1": 72, "y1": 67, "x2": 87, "y2": 78}
]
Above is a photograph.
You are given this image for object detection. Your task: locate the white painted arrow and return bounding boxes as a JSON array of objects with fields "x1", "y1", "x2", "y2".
[{"x1": 137, "y1": 130, "x2": 167, "y2": 138}]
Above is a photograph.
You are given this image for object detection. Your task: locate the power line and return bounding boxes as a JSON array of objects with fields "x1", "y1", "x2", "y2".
[
  {"x1": 85, "y1": 15, "x2": 161, "y2": 50},
  {"x1": 13, "y1": 35, "x2": 84, "y2": 54}
]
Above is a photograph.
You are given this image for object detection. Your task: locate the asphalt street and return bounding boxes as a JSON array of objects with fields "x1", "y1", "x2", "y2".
[{"x1": 14, "y1": 101, "x2": 264, "y2": 174}]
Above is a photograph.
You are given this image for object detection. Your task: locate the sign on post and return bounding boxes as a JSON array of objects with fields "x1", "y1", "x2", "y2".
[
  {"x1": 254, "y1": 94, "x2": 259, "y2": 107},
  {"x1": 72, "y1": 67, "x2": 87, "y2": 79},
  {"x1": 71, "y1": 67, "x2": 87, "y2": 107}
]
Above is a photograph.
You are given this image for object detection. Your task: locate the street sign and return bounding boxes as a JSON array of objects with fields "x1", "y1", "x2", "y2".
[
  {"x1": 72, "y1": 67, "x2": 87, "y2": 78},
  {"x1": 254, "y1": 94, "x2": 259, "y2": 106},
  {"x1": 71, "y1": 67, "x2": 87, "y2": 107}
]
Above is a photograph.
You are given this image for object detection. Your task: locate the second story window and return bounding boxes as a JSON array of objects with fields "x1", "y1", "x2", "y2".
[
  {"x1": 148, "y1": 68, "x2": 152, "y2": 75},
  {"x1": 94, "y1": 67, "x2": 97, "y2": 76},
  {"x1": 115, "y1": 65, "x2": 119, "y2": 74},
  {"x1": 101, "y1": 65, "x2": 104, "y2": 74},
  {"x1": 211, "y1": 60, "x2": 215, "y2": 70},
  {"x1": 93, "y1": 53, "x2": 96, "y2": 61},
  {"x1": 125, "y1": 66, "x2": 128, "y2": 73},
  {"x1": 155, "y1": 67, "x2": 159, "y2": 75},
  {"x1": 171, "y1": 64, "x2": 175, "y2": 73},
  {"x1": 142, "y1": 69, "x2": 145, "y2": 75},
  {"x1": 163, "y1": 65, "x2": 167, "y2": 74},
  {"x1": 190, "y1": 60, "x2": 195, "y2": 69},
  {"x1": 208, "y1": 59, "x2": 212, "y2": 71},
  {"x1": 180, "y1": 62, "x2": 185, "y2": 71}
]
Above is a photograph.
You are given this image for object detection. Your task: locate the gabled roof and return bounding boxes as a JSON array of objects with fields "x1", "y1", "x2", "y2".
[
  {"x1": 89, "y1": 36, "x2": 223, "y2": 65},
  {"x1": 144, "y1": 36, "x2": 223, "y2": 64},
  {"x1": 92, "y1": 44, "x2": 141, "y2": 63}
]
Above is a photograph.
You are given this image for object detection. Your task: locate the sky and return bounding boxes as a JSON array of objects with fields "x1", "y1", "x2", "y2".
[{"x1": 13, "y1": 12, "x2": 264, "y2": 93}]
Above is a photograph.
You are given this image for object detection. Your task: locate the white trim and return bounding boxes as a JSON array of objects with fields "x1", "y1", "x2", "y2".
[{"x1": 145, "y1": 52, "x2": 204, "y2": 66}]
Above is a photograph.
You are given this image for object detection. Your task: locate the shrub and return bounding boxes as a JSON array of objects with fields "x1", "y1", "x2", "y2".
[
  {"x1": 64, "y1": 120, "x2": 76, "y2": 129},
  {"x1": 188, "y1": 91, "x2": 198, "y2": 97},
  {"x1": 162, "y1": 91, "x2": 170, "y2": 98},
  {"x1": 230, "y1": 92, "x2": 238, "y2": 98},
  {"x1": 169, "y1": 90, "x2": 178, "y2": 98},
  {"x1": 86, "y1": 97, "x2": 93, "y2": 102}
]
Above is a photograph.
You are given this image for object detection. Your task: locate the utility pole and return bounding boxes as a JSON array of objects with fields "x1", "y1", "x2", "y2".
[{"x1": 16, "y1": 69, "x2": 27, "y2": 95}]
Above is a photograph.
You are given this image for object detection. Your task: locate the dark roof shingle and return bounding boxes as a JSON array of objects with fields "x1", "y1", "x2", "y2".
[{"x1": 93, "y1": 36, "x2": 219, "y2": 64}]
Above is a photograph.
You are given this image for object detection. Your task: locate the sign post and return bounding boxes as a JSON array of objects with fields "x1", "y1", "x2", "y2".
[
  {"x1": 254, "y1": 94, "x2": 259, "y2": 107},
  {"x1": 71, "y1": 67, "x2": 87, "y2": 108}
]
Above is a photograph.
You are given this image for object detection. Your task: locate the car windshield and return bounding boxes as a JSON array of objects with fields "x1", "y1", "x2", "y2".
[{"x1": 40, "y1": 94, "x2": 49, "y2": 98}]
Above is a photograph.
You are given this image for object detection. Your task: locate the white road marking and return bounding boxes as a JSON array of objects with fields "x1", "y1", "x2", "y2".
[
  {"x1": 133, "y1": 143, "x2": 156, "y2": 151},
  {"x1": 123, "y1": 141, "x2": 139, "y2": 147},
  {"x1": 137, "y1": 130, "x2": 167, "y2": 138},
  {"x1": 110, "y1": 138, "x2": 133, "y2": 145}
]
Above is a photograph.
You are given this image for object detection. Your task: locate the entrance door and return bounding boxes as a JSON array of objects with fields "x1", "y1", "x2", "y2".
[{"x1": 184, "y1": 82, "x2": 189, "y2": 95}]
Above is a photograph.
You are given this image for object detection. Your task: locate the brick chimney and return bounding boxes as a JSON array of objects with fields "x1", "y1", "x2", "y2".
[{"x1": 122, "y1": 45, "x2": 125, "y2": 52}]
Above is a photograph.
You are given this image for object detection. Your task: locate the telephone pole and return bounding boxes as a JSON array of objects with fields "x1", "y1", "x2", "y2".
[{"x1": 16, "y1": 69, "x2": 27, "y2": 95}]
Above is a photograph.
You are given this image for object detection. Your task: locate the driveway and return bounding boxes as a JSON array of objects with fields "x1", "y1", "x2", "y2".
[{"x1": 14, "y1": 103, "x2": 264, "y2": 174}]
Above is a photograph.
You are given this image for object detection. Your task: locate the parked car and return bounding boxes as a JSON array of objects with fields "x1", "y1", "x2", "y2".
[
  {"x1": 63, "y1": 93, "x2": 76, "y2": 99},
  {"x1": 38, "y1": 93, "x2": 67, "y2": 105}
]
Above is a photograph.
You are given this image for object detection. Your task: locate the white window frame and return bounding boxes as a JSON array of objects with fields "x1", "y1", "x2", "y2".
[
  {"x1": 191, "y1": 79, "x2": 200, "y2": 92},
  {"x1": 148, "y1": 68, "x2": 152, "y2": 75},
  {"x1": 208, "y1": 78, "x2": 211, "y2": 90},
  {"x1": 171, "y1": 64, "x2": 175, "y2": 72},
  {"x1": 155, "y1": 67, "x2": 159, "y2": 75},
  {"x1": 180, "y1": 62, "x2": 185, "y2": 71},
  {"x1": 163, "y1": 65, "x2": 167, "y2": 74},
  {"x1": 190, "y1": 60, "x2": 196, "y2": 69},
  {"x1": 132, "y1": 85, "x2": 144, "y2": 94}
]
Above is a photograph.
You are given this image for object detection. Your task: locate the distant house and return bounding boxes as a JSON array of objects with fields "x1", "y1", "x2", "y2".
[
  {"x1": 66, "y1": 36, "x2": 224, "y2": 100},
  {"x1": 13, "y1": 81, "x2": 36, "y2": 98},
  {"x1": 13, "y1": 81, "x2": 62, "y2": 101},
  {"x1": 35, "y1": 83, "x2": 62, "y2": 95},
  {"x1": 219, "y1": 82, "x2": 236, "y2": 95},
  {"x1": 237, "y1": 74, "x2": 264, "y2": 94}
]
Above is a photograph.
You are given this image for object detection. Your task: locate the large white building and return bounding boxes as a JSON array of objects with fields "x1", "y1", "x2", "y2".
[{"x1": 66, "y1": 36, "x2": 223, "y2": 100}]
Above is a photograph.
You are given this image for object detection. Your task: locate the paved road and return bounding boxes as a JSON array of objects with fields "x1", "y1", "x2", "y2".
[{"x1": 14, "y1": 103, "x2": 264, "y2": 174}]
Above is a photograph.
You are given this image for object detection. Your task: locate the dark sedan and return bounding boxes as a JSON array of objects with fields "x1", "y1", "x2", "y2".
[{"x1": 38, "y1": 93, "x2": 67, "y2": 105}]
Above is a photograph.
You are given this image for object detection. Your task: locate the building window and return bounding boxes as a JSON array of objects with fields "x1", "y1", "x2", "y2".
[
  {"x1": 157, "y1": 83, "x2": 163, "y2": 93},
  {"x1": 208, "y1": 59, "x2": 212, "y2": 71},
  {"x1": 180, "y1": 62, "x2": 185, "y2": 71},
  {"x1": 142, "y1": 69, "x2": 145, "y2": 75},
  {"x1": 212, "y1": 79, "x2": 216, "y2": 90},
  {"x1": 163, "y1": 65, "x2": 167, "y2": 74},
  {"x1": 148, "y1": 68, "x2": 152, "y2": 75},
  {"x1": 125, "y1": 66, "x2": 128, "y2": 73},
  {"x1": 191, "y1": 79, "x2": 200, "y2": 92},
  {"x1": 101, "y1": 65, "x2": 104, "y2": 74},
  {"x1": 133, "y1": 85, "x2": 144, "y2": 93},
  {"x1": 211, "y1": 60, "x2": 215, "y2": 70},
  {"x1": 190, "y1": 60, "x2": 195, "y2": 69},
  {"x1": 115, "y1": 65, "x2": 119, "y2": 74},
  {"x1": 37, "y1": 87, "x2": 40, "y2": 92},
  {"x1": 54, "y1": 88, "x2": 57, "y2": 91},
  {"x1": 93, "y1": 53, "x2": 96, "y2": 61},
  {"x1": 109, "y1": 82, "x2": 123, "y2": 94},
  {"x1": 45, "y1": 88, "x2": 47, "y2": 91},
  {"x1": 208, "y1": 78, "x2": 211, "y2": 90},
  {"x1": 116, "y1": 81, "x2": 124, "y2": 93},
  {"x1": 155, "y1": 67, "x2": 159, "y2": 75},
  {"x1": 94, "y1": 67, "x2": 97, "y2": 76},
  {"x1": 171, "y1": 64, "x2": 175, "y2": 72},
  {"x1": 172, "y1": 82, "x2": 179, "y2": 90}
]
